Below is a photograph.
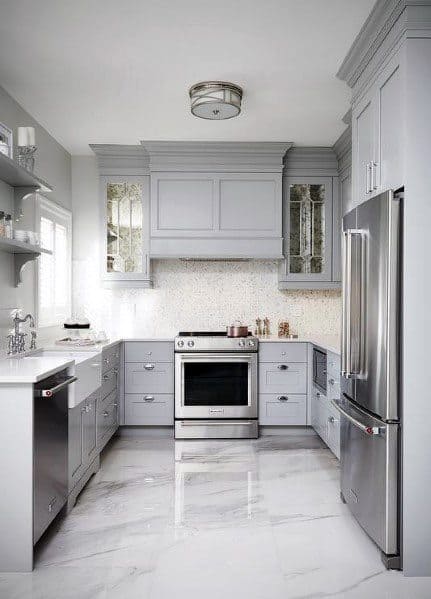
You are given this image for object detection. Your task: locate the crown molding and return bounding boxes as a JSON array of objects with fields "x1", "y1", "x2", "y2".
[
  {"x1": 337, "y1": 0, "x2": 431, "y2": 88},
  {"x1": 90, "y1": 144, "x2": 150, "y2": 175},
  {"x1": 284, "y1": 147, "x2": 339, "y2": 177},
  {"x1": 140, "y1": 141, "x2": 293, "y2": 173}
]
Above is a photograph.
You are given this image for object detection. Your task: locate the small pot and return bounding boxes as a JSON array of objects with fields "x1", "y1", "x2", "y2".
[{"x1": 226, "y1": 321, "x2": 249, "y2": 337}]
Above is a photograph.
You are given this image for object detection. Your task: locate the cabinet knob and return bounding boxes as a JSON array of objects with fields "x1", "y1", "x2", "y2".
[
  {"x1": 329, "y1": 378, "x2": 335, "y2": 385},
  {"x1": 316, "y1": 392, "x2": 321, "y2": 398},
  {"x1": 328, "y1": 416, "x2": 335, "y2": 424},
  {"x1": 277, "y1": 395, "x2": 288, "y2": 402},
  {"x1": 144, "y1": 363, "x2": 155, "y2": 370},
  {"x1": 277, "y1": 364, "x2": 288, "y2": 371},
  {"x1": 103, "y1": 374, "x2": 109, "y2": 381},
  {"x1": 103, "y1": 411, "x2": 109, "y2": 417}
]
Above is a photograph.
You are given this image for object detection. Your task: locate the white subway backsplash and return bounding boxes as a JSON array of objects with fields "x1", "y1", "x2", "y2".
[{"x1": 73, "y1": 259, "x2": 341, "y2": 340}]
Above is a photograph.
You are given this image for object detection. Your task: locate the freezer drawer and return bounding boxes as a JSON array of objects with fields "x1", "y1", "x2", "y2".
[{"x1": 336, "y1": 398, "x2": 399, "y2": 556}]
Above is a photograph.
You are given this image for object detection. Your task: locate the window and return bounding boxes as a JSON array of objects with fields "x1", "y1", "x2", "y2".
[{"x1": 37, "y1": 198, "x2": 72, "y2": 327}]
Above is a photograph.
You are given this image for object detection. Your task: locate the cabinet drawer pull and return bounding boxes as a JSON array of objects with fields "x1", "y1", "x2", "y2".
[
  {"x1": 103, "y1": 374, "x2": 109, "y2": 381},
  {"x1": 91, "y1": 363, "x2": 100, "y2": 368},
  {"x1": 103, "y1": 411, "x2": 109, "y2": 417},
  {"x1": 277, "y1": 364, "x2": 288, "y2": 370},
  {"x1": 144, "y1": 363, "x2": 155, "y2": 370},
  {"x1": 144, "y1": 395, "x2": 155, "y2": 402},
  {"x1": 371, "y1": 161, "x2": 378, "y2": 190},
  {"x1": 277, "y1": 395, "x2": 288, "y2": 402},
  {"x1": 47, "y1": 496, "x2": 57, "y2": 513}
]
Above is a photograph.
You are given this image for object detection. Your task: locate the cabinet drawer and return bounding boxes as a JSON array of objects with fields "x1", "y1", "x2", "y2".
[
  {"x1": 125, "y1": 341, "x2": 174, "y2": 363},
  {"x1": 102, "y1": 343, "x2": 121, "y2": 374},
  {"x1": 259, "y1": 394, "x2": 306, "y2": 425},
  {"x1": 125, "y1": 362, "x2": 174, "y2": 394},
  {"x1": 125, "y1": 394, "x2": 174, "y2": 425},
  {"x1": 101, "y1": 366, "x2": 118, "y2": 398},
  {"x1": 327, "y1": 351, "x2": 340, "y2": 379},
  {"x1": 259, "y1": 362, "x2": 306, "y2": 394},
  {"x1": 259, "y1": 342, "x2": 307, "y2": 363}
]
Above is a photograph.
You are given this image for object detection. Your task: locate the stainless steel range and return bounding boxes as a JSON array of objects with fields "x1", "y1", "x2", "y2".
[{"x1": 174, "y1": 331, "x2": 259, "y2": 439}]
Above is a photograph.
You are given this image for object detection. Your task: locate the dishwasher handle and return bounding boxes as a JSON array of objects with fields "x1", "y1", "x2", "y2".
[{"x1": 36, "y1": 375, "x2": 78, "y2": 398}]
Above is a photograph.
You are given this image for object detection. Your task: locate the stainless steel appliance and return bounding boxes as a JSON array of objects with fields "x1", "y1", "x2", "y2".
[
  {"x1": 312, "y1": 347, "x2": 327, "y2": 393},
  {"x1": 174, "y1": 331, "x2": 258, "y2": 439},
  {"x1": 33, "y1": 370, "x2": 76, "y2": 544},
  {"x1": 334, "y1": 190, "x2": 402, "y2": 570}
]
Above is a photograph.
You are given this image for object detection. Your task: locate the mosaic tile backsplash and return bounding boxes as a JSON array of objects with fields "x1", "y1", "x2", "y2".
[{"x1": 73, "y1": 259, "x2": 341, "y2": 339}]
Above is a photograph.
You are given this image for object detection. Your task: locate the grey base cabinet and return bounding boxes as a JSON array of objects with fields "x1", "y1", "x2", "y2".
[
  {"x1": 97, "y1": 344, "x2": 121, "y2": 451},
  {"x1": 124, "y1": 341, "x2": 174, "y2": 425},
  {"x1": 68, "y1": 389, "x2": 99, "y2": 493},
  {"x1": 310, "y1": 349, "x2": 340, "y2": 459},
  {"x1": 258, "y1": 342, "x2": 307, "y2": 426}
]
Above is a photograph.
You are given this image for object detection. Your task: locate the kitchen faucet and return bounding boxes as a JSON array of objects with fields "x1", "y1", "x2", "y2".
[{"x1": 7, "y1": 311, "x2": 37, "y2": 354}]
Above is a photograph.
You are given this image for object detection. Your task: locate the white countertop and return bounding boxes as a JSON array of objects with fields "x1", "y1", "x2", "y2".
[
  {"x1": 0, "y1": 355, "x2": 75, "y2": 383},
  {"x1": 0, "y1": 335, "x2": 340, "y2": 384},
  {"x1": 257, "y1": 335, "x2": 340, "y2": 355}
]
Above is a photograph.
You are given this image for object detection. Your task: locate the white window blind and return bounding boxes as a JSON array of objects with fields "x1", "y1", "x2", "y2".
[{"x1": 38, "y1": 199, "x2": 72, "y2": 327}]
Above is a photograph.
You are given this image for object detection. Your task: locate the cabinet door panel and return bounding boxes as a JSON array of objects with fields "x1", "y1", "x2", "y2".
[
  {"x1": 68, "y1": 403, "x2": 85, "y2": 490},
  {"x1": 155, "y1": 178, "x2": 215, "y2": 232},
  {"x1": 83, "y1": 396, "x2": 97, "y2": 464},
  {"x1": 281, "y1": 177, "x2": 333, "y2": 282},
  {"x1": 377, "y1": 60, "x2": 403, "y2": 192},
  {"x1": 352, "y1": 95, "x2": 375, "y2": 205},
  {"x1": 219, "y1": 178, "x2": 278, "y2": 234}
]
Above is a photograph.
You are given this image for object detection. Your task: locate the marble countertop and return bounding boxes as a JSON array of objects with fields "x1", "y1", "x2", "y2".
[
  {"x1": 257, "y1": 335, "x2": 340, "y2": 355},
  {"x1": 0, "y1": 335, "x2": 340, "y2": 384},
  {"x1": 0, "y1": 355, "x2": 75, "y2": 383}
]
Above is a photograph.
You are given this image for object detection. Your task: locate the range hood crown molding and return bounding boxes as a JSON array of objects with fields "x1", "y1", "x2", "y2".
[{"x1": 140, "y1": 141, "x2": 293, "y2": 173}]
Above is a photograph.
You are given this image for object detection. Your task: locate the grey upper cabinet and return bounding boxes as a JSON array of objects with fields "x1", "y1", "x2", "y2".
[
  {"x1": 278, "y1": 148, "x2": 341, "y2": 289},
  {"x1": 91, "y1": 145, "x2": 152, "y2": 288},
  {"x1": 347, "y1": 50, "x2": 403, "y2": 208},
  {"x1": 142, "y1": 141, "x2": 291, "y2": 259}
]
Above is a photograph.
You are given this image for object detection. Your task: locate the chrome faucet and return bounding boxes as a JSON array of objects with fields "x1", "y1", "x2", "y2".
[{"x1": 7, "y1": 311, "x2": 37, "y2": 355}]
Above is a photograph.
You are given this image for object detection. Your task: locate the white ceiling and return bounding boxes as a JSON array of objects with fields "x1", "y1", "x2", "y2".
[{"x1": 0, "y1": 0, "x2": 375, "y2": 155}]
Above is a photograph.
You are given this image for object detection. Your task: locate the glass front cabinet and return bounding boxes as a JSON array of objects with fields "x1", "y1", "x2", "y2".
[
  {"x1": 100, "y1": 175, "x2": 152, "y2": 287},
  {"x1": 278, "y1": 176, "x2": 341, "y2": 289}
]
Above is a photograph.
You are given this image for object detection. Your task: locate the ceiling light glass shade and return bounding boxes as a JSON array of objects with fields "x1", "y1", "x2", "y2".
[{"x1": 189, "y1": 81, "x2": 243, "y2": 120}]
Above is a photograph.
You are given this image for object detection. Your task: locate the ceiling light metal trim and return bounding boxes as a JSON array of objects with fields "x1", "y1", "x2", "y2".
[{"x1": 189, "y1": 81, "x2": 243, "y2": 120}]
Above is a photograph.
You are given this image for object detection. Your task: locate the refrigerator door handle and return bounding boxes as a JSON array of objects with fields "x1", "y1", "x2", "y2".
[
  {"x1": 342, "y1": 229, "x2": 364, "y2": 378},
  {"x1": 331, "y1": 400, "x2": 383, "y2": 436}
]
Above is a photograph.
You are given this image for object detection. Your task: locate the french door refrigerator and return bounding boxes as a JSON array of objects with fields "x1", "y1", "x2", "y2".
[{"x1": 334, "y1": 189, "x2": 402, "y2": 570}]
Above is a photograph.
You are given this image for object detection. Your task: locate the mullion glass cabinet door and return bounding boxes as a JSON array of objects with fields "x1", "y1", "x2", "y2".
[
  {"x1": 101, "y1": 175, "x2": 152, "y2": 287},
  {"x1": 281, "y1": 176, "x2": 333, "y2": 285}
]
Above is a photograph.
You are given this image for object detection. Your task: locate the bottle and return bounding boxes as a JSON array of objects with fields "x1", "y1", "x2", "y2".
[
  {"x1": 4, "y1": 214, "x2": 12, "y2": 239},
  {"x1": 0, "y1": 211, "x2": 5, "y2": 237}
]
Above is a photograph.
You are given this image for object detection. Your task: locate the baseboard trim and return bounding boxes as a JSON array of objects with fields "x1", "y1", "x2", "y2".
[
  {"x1": 259, "y1": 425, "x2": 316, "y2": 436},
  {"x1": 118, "y1": 426, "x2": 174, "y2": 438}
]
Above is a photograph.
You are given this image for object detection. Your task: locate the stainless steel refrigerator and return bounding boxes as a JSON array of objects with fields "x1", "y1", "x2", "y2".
[{"x1": 334, "y1": 189, "x2": 402, "y2": 570}]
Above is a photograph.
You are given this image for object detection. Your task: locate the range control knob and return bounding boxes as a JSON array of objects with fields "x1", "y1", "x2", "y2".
[
  {"x1": 187, "y1": 340, "x2": 195, "y2": 348},
  {"x1": 177, "y1": 340, "x2": 184, "y2": 348},
  {"x1": 248, "y1": 340, "x2": 255, "y2": 347},
  {"x1": 238, "y1": 339, "x2": 246, "y2": 347}
]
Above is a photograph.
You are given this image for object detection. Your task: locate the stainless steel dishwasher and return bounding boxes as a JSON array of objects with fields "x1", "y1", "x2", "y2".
[{"x1": 33, "y1": 370, "x2": 77, "y2": 544}]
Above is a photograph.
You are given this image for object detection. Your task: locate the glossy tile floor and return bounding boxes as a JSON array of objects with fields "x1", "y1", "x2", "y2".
[{"x1": 2, "y1": 433, "x2": 431, "y2": 599}]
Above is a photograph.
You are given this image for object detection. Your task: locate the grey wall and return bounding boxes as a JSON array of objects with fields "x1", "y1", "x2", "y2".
[{"x1": 0, "y1": 86, "x2": 71, "y2": 356}]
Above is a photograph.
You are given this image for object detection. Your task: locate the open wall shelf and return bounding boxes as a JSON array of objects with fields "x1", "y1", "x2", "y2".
[
  {"x1": 0, "y1": 152, "x2": 53, "y2": 219},
  {"x1": 0, "y1": 236, "x2": 52, "y2": 287}
]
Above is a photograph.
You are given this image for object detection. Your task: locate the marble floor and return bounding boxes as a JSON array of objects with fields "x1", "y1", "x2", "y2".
[{"x1": 1, "y1": 433, "x2": 431, "y2": 599}]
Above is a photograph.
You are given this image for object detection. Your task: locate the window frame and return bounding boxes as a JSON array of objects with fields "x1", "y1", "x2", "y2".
[{"x1": 36, "y1": 196, "x2": 72, "y2": 328}]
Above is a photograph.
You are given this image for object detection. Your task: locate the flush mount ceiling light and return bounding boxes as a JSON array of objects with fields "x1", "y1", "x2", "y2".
[{"x1": 189, "y1": 81, "x2": 243, "y2": 120}]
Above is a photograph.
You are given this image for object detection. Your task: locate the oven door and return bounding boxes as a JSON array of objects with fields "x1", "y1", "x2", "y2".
[{"x1": 175, "y1": 352, "x2": 257, "y2": 419}]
